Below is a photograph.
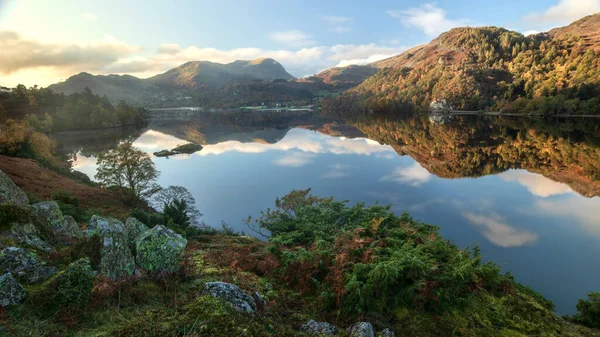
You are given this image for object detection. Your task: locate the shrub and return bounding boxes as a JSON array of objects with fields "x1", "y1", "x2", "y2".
[
  {"x1": 131, "y1": 208, "x2": 165, "y2": 227},
  {"x1": 572, "y1": 292, "x2": 600, "y2": 328},
  {"x1": 0, "y1": 204, "x2": 35, "y2": 231},
  {"x1": 52, "y1": 190, "x2": 87, "y2": 222}
]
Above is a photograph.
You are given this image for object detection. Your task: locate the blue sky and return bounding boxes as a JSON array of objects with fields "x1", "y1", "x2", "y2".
[{"x1": 1, "y1": 0, "x2": 599, "y2": 86}]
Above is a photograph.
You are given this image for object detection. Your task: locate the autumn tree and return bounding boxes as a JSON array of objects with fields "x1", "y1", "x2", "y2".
[
  {"x1": 95, "y1": 141, "x2": 159, "y2": 200},
  {"x1": 152, "y1": 185, "x2": 201, "y2": 226}
]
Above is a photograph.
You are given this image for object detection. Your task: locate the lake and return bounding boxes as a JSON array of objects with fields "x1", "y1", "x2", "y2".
[{"x1": 52, "y1": 112, "x2": 600, "y2": 315}]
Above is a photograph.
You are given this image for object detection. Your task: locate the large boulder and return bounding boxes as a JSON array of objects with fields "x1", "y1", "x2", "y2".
[
  {"x1": 124, "y1": 217, "x2": 148, "y2": 252},
  {"x1": 86, "y1": 215, "x2": 125, "y2": 237},
  {"x1": 0, "y1": 170, "x2": 28, "y2": 206},
  {"x1": 31, "y1": 201, "x2": 79, "y2": 243},
  {"x1": 0, "y1": 247, "x2": 57, "y2": 283},
  {"x1": 204, "y1": 282, "x2": 256, "y2": 313},
  {"x1": 300, "y1": 320, "x2": 339, "y2": 335},
  {"x1": 135, "y1": 225, "x2": 187, "y2": 274},
  {"x1": 0, "y1": 272, "x2": 26, "y2": 307},
  {"x1": 347, "y1": 322, "x2": 375, "y2": 337},
  {"x1": 63, "y1": 215, "x2": 82, "y2": 239},
  {"x1": 10, "y1": 222, "x2": 52, "y2": 252}
]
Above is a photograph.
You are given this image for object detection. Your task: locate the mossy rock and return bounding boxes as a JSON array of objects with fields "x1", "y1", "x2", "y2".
[
  {"x1": 0, "y1": 204, "x2": 35, "y2": 231},
  {"x1": 0, "y1": 247, "x2": 57, "y2": 284},
  {"x1": 124, "y1": 217, "x2": 149, "y2": 253},
  {"x1": 63, "y1": 215, "x2": 82, "y2": 239},
  {"x1": 204, "y1": 281, "x2": 256, "y2": 313},
  {"x1": 86, "y1": 215, "x2": 125, "y2": 237},
  {"x1": 135, "y1": 225, "x2": 187, "y2": 274},
  {"x1": 100, "y1": 231, "x2": 136, "y2": 281},
  {"x1": 28, "y1": 257, "x2": 97, "y2": 313},
  {"x1": 0, "y1": 272, "x2": 26, "y2": 307},
  {"x1": 10, "y1": 223, "x2": 52, "y2": 252},
  {"x1": 0, "y1": 169, "x2": 28, "y2": 206}
]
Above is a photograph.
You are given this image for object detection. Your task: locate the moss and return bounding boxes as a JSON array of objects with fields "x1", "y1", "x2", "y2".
[{"x1": 0, "y1": 204, "x2": 34, "y2": 231}]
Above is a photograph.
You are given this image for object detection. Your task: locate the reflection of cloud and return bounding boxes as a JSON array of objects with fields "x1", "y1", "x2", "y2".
[
  {"x1": 463, "y1": 212, "x2": 538, "y2": 248},
  {"x1": 500, "y1": 170, "x2": 573, "y2": 198},
  {"x1": 322, "y1": 164, "x2": 350, "y2": 179},
  {"x1": 380, "y1": 163, "x2": 432, "y2": 186},
  {"x1": 134, "y1": 130, "x2": 189, "y2": 151},
  {"x1": 274, "y1": 152, "x2": 316, "y2": 167},
  {"x1": 536, "y1": 197, "x2": 600, "y2": 237}
]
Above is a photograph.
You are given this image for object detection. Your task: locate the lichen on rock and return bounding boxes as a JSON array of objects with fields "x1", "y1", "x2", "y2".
[
  {"x1": 10, "y1": 222, "x2": 52, "y2": 252},
  {"x1": 347, "y1": 322, "x2": 375, "y2": 337},
  {"x1": 135, "y1": 225, "x2": 187, "y2": 274},
  {"x1": 86, "y1": 216, "x2": 135, "y2": 281},
  {"x1": 0, "y1": 272, "x2": 26, "y2": 307},
  {"x1": 0, "y1": 247, "x2": 57, "y2": 284},
  {"x1": 0, "y1": 169, "x2": 28, "y2": 206},
  {"x1": 204, "y1": 281, "x2": 257, "y2": 313},
  {"x1": 86, "y1": 215, "x2": 125, "y2": 237},
  {"x1": 124, "y1": 217, "x2": 149, "y2": 252},
  {"x1": 300, "y1": 320, "x2": 339, "y2": 335},
  {"x1": 63, "y1": 215, "x2": 82, "y2": 239},
  {"x1": 377, "y1": 328, "x2": 396, "y2": 337}
]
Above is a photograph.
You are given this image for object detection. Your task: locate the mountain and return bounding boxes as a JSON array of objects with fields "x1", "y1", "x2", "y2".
[
  {"x1": 324, "y1": 13, "x2": 600, "y2": 115},
  {"x1": 299, "y1": 64, "x2": 379, "y2": 88},
  {"x1": 148, "y1": 58, "x2": 295, "y2": 88},
  {"x1": 48, "y1": 72, "x2": 160, "y2": 104}
]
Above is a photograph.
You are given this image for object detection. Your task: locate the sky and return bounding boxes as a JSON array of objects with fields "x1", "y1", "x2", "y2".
[{"x1": 1, "y1": 0, "x2": 599, "y2": 87}]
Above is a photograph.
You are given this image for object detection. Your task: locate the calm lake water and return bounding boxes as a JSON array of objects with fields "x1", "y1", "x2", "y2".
[{"x1": 53, "y1": 113, "x2": 600, "y2": 315}]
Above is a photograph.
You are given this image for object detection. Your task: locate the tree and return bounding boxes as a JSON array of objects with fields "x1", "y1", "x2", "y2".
[
  {"x1": 572, "y1": 292, "x2": 600, "y2": 328},
  {"x1": 95, "y1": 141, "x2": 159, "y2": 200},
  {"x1": 152, "y1": 185, "x2": 201, "y2": 226}
]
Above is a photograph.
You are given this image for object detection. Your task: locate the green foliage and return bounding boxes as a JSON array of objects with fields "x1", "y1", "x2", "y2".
[
  {"x1": 0, "y1": 204, "x2": 35, "y2": 230},
  {"x1": 163, "y1": 199, "x2": 191, "y2": 231},
  {"x1": 131, "y1": 208, "x2": 165, "y2": 227},
  {"x1": 52, "y1": 190, "x2": 89, "y2": 222},
  {"x1": 571, "y1": 293, "x2": 600, "y2": 328}
]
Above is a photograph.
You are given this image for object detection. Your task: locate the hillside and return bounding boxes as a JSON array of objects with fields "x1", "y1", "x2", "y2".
[
  {"x1": 148, "y1": 58, "x2": 295, "y2": 88},
  {"x1": 299, "y1": 64, "x2": 379, "y2": 89},
  {"x1": 324, "y1": 13, "x2": 600, "y2": 114}
]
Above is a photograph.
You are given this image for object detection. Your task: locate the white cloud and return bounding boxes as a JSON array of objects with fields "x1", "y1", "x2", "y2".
[
  {"x1": 499, "y1": 170, "x2": 574, "y2": 198},
  {"x1": 328, "y1": 43, "x2": 405, "y2": 67},
  {"x1": 523, "y1": 30, "x2": 540, "y2": 36},
  {"x1": 523, "y1": 0, "x2": 600, "y2": 25},
  {"x1": 322, "y1": 16, "x2": 353, "y2": 34},
  {"x1": 82, "y1": 13, "x2": 97, "y2": 21},
  {"x1": 535, "y1": 197, "x2": 600, "y2": 237},
  {"x1": 274, "y1": 152, "x2": 316, "y2": 167},
  {"x1": 380, "y1": 162, "x2": 432, "y2": 186},
  {"x1": 322, "y1": 164, "x2": 351, "y2": 179},
  {"x1": 328, "y1": 26, "x2": 352, "y2": 33},
  {"x1": 269, "y1": 30, "x2": 315, "y2": 48},
  {"x1": 388, "y1": 4, "x2": 469, "y2": 37},
  {"x1": 463, "y1": 212, "x2": 538, "y2": 248}
]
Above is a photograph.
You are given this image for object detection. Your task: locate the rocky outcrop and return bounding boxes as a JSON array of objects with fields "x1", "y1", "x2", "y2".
[
  {"x1": 0, "y1": 247, "x2": 57, "y2": 284},
  {"x1": 86, "y1": 215, "x2": 125, "y2": 237},
  {"x1": 204, "y1": 282, "x2": 256, "y2": 313},
  {"x1": 0, "y1": 169, "x2": 28, "y2": 206},
  {"x1": 63, "y1": 215, "x2": 82, "y2": 239},
  {"x1": 347, "y1": 322, "x2": 375, "y2": 337},
  {"x1": 124, "y1": 217, "x2": 148, "y2": 252},
  {"x1": 135, "y1": 225, "x2": 187, "y2": 274},
  {"x1": 86, "y1": 216, "x2": 135, "y2": 281},
  {"x1": 300, "y1": 320, "x2": 339, "y2": 335},
  {"x1": 31, "y1": 201, "x2": 80, "y2": 243},
  {"x1": 10, "y1": 223, "x2": 52, "y2": 252},
  {"x1": 0, "y1": 272, "x2": 26, "y2": 307}
]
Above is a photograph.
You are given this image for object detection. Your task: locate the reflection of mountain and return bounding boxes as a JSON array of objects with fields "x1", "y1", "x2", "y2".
[
  {"x1": 351, "y1": 114, "x2": 600, "y2": 197},
  {"x1": 51, "y1": 125, "x2": 147, "y2": 157}
]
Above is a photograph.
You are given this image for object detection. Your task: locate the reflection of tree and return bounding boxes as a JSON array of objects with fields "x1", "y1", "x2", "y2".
[{"x1": 352, "y1": 115, "x2": 600, "y2": 197}]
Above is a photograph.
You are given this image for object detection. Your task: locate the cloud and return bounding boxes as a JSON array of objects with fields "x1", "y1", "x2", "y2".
[
  {"x1": 328, "y1": 43, "x2": 405, "y2": 67},
  {"x1": 269, "y1": 30, "x2": 315, "y2": 48},
  {"x1": 322, "y1": 164, "x2": 351, "y2": 179},
  {"x1": 322, "y1": 15, "x2": 353, "y2": 34},
  {"x1": 82, "y1": 13, "x2": 97, "y2": 21},
  {"x1": 535, "y1": 197, "x2": 600, "y2": 237},
  {"x1": 523, "y1": 30, "x2": 540, "y2": 36},
  {"x1": 499, "y1": 170, "x2": 573, "y2": 198},
  {"x1": 274, "y1": 152, "x2": 316, "y2": 167},
  {"x1": 523, "y1": 0, "x2": 600, "y2": 25},
  {"x1": 463, "y1": 212, "x2": 538, "y2": 248},
  {"x1": 0, "y1": 30, "x2": 140, "y2": 75},
  {"x1": 380, "y1": 162, "x2": 432, "y2": 186},
  {"x1": 387, "y1": 4, "x2": 469, "y2": 37}
]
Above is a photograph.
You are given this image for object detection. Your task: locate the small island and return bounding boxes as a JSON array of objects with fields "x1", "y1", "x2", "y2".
[{"x1": 153, "y1": 143, "x2": 203, "y2": 157}]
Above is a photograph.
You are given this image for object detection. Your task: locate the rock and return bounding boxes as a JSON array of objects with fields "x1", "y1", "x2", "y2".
[
  {"x1": 0, "y1": 169, "x2": 28, "y2": 206},
  {"x1": 347, "y1": 322, "x2": 375, "y2": 337},
  {"x1": 11, "y1": 223, "x2": 52, "y2": 252},
  {"x1": 31, "y1": 201, "x2": 78, "y2": 243},
  {"x1": 135, "y1": 225, "x2": 187, "y2": 274},
  {"x1": 204, "y1": 282, "x2": 256, "y2": 313},
  {"x1": 377, "y1": 328, "x2": 396, "y2": 337},
  {"x1": 252, "y1": 291, "x2": 267, "y2": 311},
  {"x1": 0, "y1": 247, "x2": 57, "y2": 283},
  {"x1": 300, "y1": 320, "x2": 339, "y2": 335},
  {"x1": 63, "y1": 215, "x2": 82, "y2": 239},
  {"x1": 86, "y1": 215, "x2": 125, "y2": 237},
  {"x1": 100, "y1": 231, "x2": 136, "y2": 281},
  {"x1": 0, "y1": 272, "x2": 25, "y2": 307},
  {"x1": 124, "y1": 217, "x2": 149, "y2": 251}
]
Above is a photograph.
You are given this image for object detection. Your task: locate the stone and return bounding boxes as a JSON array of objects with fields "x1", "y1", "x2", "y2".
[
  {"x1": 124, "y1": 217, "x2": 149, "y2": 251},
  {"x1": 63, "y1": 215, "x2": 82, "y2": 239},
  {"x1": 0, "y1": 272, "x2": 26, "y2": 307},
  {"x1": 31, "y1": 201, "x2": 65, "y2": 233},
  {"x1": 347, "y1": 322, "x2": 375, "y2": 337},
  {"x1": 377, "y1": 328, "x2": 396, "y2": 337},
  {"x1": 11, "y1": 223, "x2": 52, "y2": 252},
  {"x1": 204, "y1": 282, "x2": 256, "y2": 313},
  {"x1": 252, "y1": 291, "x2": 267, "y2": 311},
  {"x1": 0, "y1": 169, "x2": 28, "y2": 206},
  {"x1": 100, "y1": 231, "x2": 136, "y2": 281},
  {"x1": 300, "y1": 320, "x2": 339, "y2": 335},
  {"x1": 135, "y1": 225, "x2": 187, "y2": 274},
  {"x1": 0, "y1": 247, "x2": 57, "y2": 283},
  {"x1": 86, "y1": 215, "x2": 125, "y2": 237}
]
